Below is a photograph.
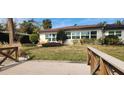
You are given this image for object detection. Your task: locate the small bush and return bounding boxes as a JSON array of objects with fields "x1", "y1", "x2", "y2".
[
  {"x1": 98, "y1": 38, "x2": 104, "y2": 45},
  {"x1": 0, "y1": 32, "x2": 9, "y2": 43},
  {"x1": 29, "y1": 34, "x2": 39, "y2": 44},
  {"x1": 80, "y1": 39, "x2": 84, "y2": 45},
  {"x1": 73, "y1": 40, "x2": 80, "y2": 45},
  {"x1": 20, "y1": 35, "x2": 31, "y2": 44},
  {"x1": 42, "y1": 42, "x2": 63, "y2": 47},
  {"x1": 80, "y1": 38, "x2": 98, "y2": 44},
  {"x1": 98, "y1": 35, "x2": 121, "y2": 45}
]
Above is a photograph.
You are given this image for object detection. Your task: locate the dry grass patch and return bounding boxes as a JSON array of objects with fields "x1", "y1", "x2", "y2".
[{"x1": 22, "y1": 44, "x2": 124, "y2": 62}]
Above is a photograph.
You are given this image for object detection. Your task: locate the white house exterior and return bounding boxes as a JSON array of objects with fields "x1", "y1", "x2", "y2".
[{"x1": 39, "y1": 24, "x2": 124, "y2": 43}]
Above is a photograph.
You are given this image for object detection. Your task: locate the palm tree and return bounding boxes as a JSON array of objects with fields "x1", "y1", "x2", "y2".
[{"x1": 42, "y1": 19, "x2": 52, "y2": 29}]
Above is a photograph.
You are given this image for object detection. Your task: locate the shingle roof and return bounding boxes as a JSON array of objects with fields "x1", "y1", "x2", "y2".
[
  {"x1": 104, "y1": 24, "x2": 124, "y2": 30},
  {"x1": 39, "y1": 24, "x2": 124, "y2": 33}
]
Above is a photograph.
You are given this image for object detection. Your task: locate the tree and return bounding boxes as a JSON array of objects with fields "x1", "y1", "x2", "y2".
[
  {"x1": 74, "y1": 24, "x2": 77, "y2": 26},
  {"x1": 29, "y1": 34, "x2": 39, "y2": 44},
  {"x1": 42, "y1": 19, "x2": 52, "y2": 29},
  {"x1": 7, "y1": 18, "x2": 14, "y2": 45},
  {"x1": 115, "y1": 20, "x2": 122, "y2": 25},
  {"x1": 122, "y1": 20, "x2": 124, "y2": 25},
  {"x1": 0, "y1": 23, "x2": 5, "y2": 31},
  {"x1": 97, "y1": 21, "x2": 107, "y2": 26},
  {"x1": 19, "y1": 20, "x2": 36, "y2": 34},
  {"x1": 56, "y1": 30, "x2": 68, "y2": 43}
]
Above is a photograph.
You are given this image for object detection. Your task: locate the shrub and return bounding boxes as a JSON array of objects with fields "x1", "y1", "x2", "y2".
[
  {"x1": 98, "y1": 38, "x2": 104, "y2": 45},
  {"x1": 42, "y1": 42, "x2": 63, "y2": 47},
  {"x1": 57, "y1": 30, "x2": 68, "y2": 43},
  {"x1": 99, "y1": 35, "x2": 121, "y2": 45},
  {"x1": 105, "y1": 35, "x2": 120, "y2": 45},
  {"x1": 73, "y1": 40, "x2": 79, "y2": 45},
  {"x1": 20, "y1": 35, "x2": 31, "y2": 44},
  {"x1": 0, "y1": 32, "x2": 9, "y2": 43},
  {"x1": 80, "y1": 38, "x2": 98, "y2": 44},
  {"x1": 80, "y1": 39, "x2": 84, "y2": 45},
  {"x1": 29, "y1": 34, "x2": 39, "y2": 44}
]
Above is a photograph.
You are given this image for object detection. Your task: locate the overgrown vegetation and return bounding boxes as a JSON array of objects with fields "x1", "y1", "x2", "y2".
[
  {"x1": 98, "y1": 35, "x2": 122, "y2": 45},
  {"x1": 80, "y1": 39, "x2": 98, "y2": 45},
  {"x1": 23, "y1": 44, "x2": 124, "y2": 62}
]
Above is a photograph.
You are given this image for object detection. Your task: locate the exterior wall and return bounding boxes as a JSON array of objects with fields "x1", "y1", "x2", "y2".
[
  {"x1": 97, "y1": 29, "x2": 103, "y2": 39},
  {"x1": 40, "y1": 32, "x2": 57, "y2": 43},
  {"x1": 39, "y1": 33, "x2": 47, "y2": 43},
  {"x1": 39, "y1": 28, "x2": 103, "y2": 43},
  {"x1": 39, "y1": 28, "x2": 124, "y2": 43},
  {"x1": 121, "y1": 30, "x2": 124, "y2": 40}
]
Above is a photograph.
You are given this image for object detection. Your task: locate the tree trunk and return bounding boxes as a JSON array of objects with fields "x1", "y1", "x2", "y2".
[{"x1": 7, "y1": 18, "x2": 14, "y2": 45}]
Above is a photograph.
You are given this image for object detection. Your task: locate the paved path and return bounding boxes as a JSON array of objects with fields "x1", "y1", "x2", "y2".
[{"x1": 0, "y1": 60, "x2": 90, "y2": 75}]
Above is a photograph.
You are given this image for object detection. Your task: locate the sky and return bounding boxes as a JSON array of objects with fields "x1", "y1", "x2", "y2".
[{"x1": 1, "y1": 18, "x2": 124, "y2": 28}]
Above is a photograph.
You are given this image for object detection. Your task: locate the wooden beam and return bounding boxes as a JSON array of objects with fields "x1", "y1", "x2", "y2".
[
  {"x1": 87, "y1": 47, "x2": 124, "y2": 75},
  {"x1": 7, "y1": 18, "x2": 14, "y2": 45}
]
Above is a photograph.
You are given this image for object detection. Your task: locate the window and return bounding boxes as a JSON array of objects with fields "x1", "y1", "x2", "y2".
[
  {"x1": 109, "y1": 31, "x2": 114, "y2": 36},
  {"x1": 45, "y1": 34, "x2": 51, "y2": 41},
  {"x1": 72, "y1": 32, "x2": 80, "y2": 39},
  {"x1": 91, "y1": 31, "x2": 97, "y2": 38},
  {"x1": 52, "y1": 38, "x2": 56, "y2": 41},
  {"x1": 51, "y1": 34, "x2": 56, "y2": 41},
  {"x1": 116, "y1": 31, "x2": 121, "y2": 37},
  {"x1": 66, "y1": 32, "x2": 71, "y2": 35},
  {"x1": 108, "y1": 31, "x2": 122, "y2": 37},
  {"x1": 45, "y1": 34, "x2": 57, "y2": 42},
  {"x1": 66, "y1": 32, "x2": 71, "y2": 39},
  {"x1": 81, "y1": 32, "x2": 89, "y2": 39}
]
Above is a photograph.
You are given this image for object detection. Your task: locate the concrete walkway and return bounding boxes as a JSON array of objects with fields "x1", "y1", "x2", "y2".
[{"x1": 0, "y1": 60, "x2": 90, "y2": 75}]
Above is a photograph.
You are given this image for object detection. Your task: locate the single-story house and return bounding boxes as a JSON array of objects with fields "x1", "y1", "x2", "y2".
[{"x1": 39, "y1": 24, "x2": 124, "y2": 43}]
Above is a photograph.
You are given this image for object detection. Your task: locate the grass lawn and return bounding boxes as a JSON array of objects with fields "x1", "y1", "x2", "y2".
[
  {"x1": 92, "y1": 45, "x2": 124, "y2": 61},
  {"x1": 22, "y1": 44, "x2": 124, "y2": 62}
]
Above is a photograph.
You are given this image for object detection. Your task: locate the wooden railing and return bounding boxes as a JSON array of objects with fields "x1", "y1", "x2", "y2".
[
  {"x1": 87, "y1": 47, "x2": 124, "y2": 75},
  {"x1": 0, "y1": 46, "x2": 19, "y2": 65}
]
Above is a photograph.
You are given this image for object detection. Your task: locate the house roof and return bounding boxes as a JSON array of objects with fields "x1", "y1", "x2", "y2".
[
  {"x1": 39, "y1": 24, "x2": 124, "y2": 33},
  {"x1": 104, "y1": 24, "x2": 124, "y2": 30}
]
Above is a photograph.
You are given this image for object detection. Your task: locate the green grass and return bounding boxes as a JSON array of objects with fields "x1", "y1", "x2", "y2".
[
  {"x1": 22, "y1": 44, "x2": 124, "y2": 62},
  {"x1": 91, "y1": 45, "x2": 124, "y2": 61}
]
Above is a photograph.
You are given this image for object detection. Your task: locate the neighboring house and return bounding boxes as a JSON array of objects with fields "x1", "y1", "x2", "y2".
[{"x1": 39, "y1": 24, "x2": 124, "y2": 43}]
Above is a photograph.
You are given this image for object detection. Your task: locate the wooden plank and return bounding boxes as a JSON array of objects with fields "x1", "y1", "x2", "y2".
[
  {"x1": 0, "y1": 47, "x2": 18, "y2": 50},
  {"x1": 0, "y1": 50, "x2": 18, "y2": 62},
  {"x1": 0, "y1": 47, "x2": 19, "y2": 65},
  {"x1": 91, "y1": 63, "x2": 100, "y2": 75},
  {"x1": 99, "y1": 58, "x2": 108, "y2": 75},
  {"x1": 87, "y1": 47, "x2": 124, "y2": 74}
]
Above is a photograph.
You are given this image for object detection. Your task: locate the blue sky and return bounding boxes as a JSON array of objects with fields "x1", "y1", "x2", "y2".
[
  {"x1": 33, "y1": 18, "x2": 124, "y2": 28},
  {"x1": 1, "y1": 18, "x2": 124, "y2": 28}
]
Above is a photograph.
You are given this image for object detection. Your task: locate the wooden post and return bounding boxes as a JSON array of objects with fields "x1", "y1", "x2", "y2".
[
  {"x1": 7, "y1": 18, "x2": 14, "y2": 46},
  {"x1": 99, "y1": 58, "x2": 108, "y2": 75}
]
